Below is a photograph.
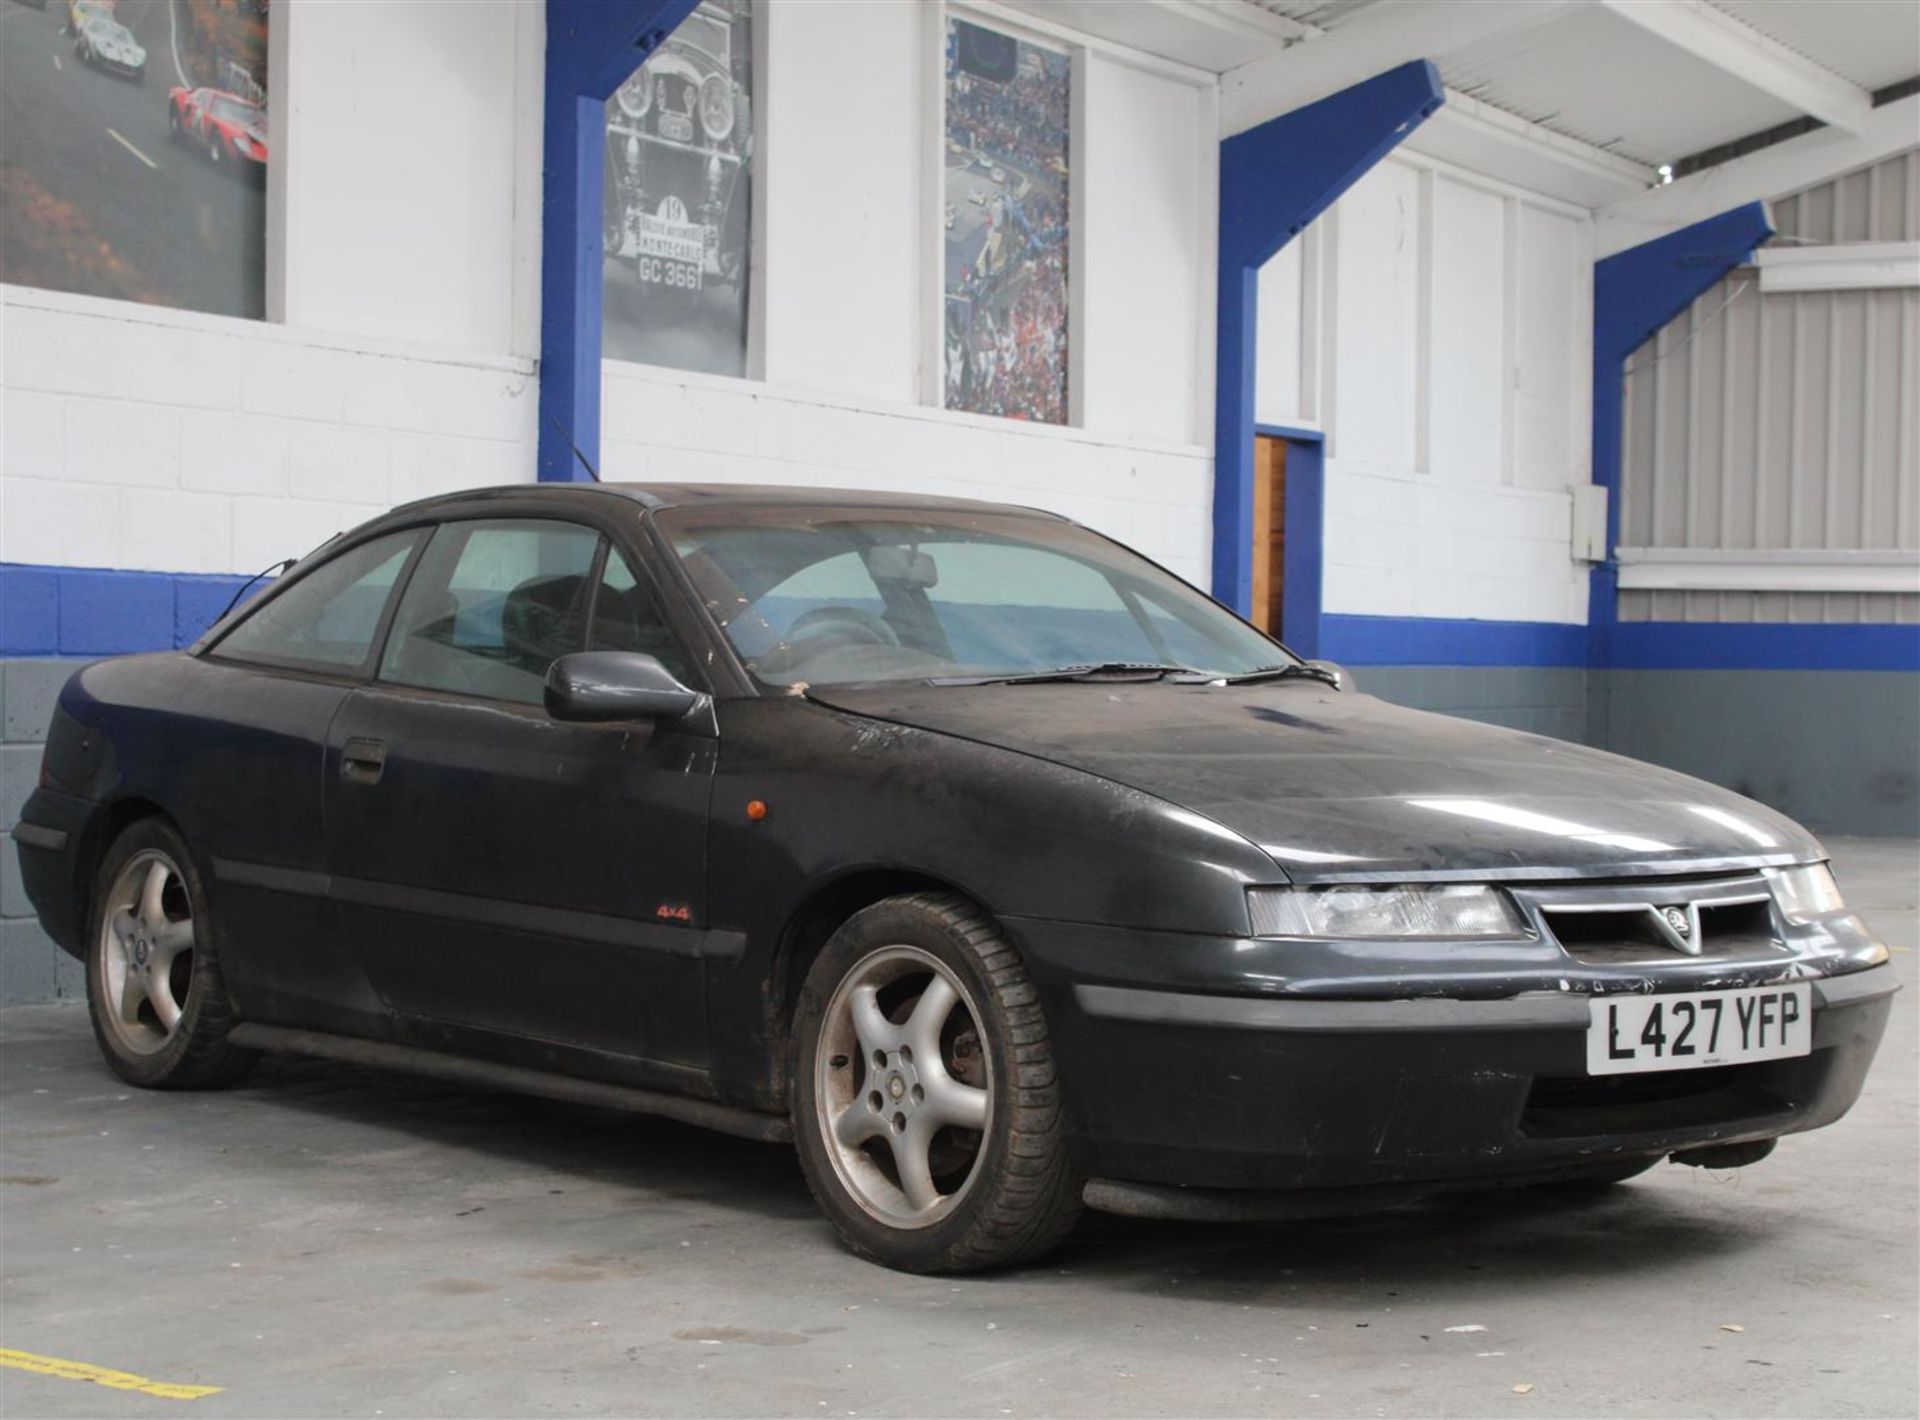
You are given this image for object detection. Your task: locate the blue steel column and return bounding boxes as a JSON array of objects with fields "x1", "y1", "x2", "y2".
[
  {"x1": 1212, "y1": 60, "x2": 1444, "y2": 615},
  {"x1": 539, "y1": 0, "x2": 700, "y2": 482},
  {"x1": 1587, "y1": 202, "x2": 1774, "y2": 663}
]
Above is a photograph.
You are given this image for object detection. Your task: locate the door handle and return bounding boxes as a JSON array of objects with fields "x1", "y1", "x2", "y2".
[{"x1": 340, "y1": 737, "x2": 387, "y2": 785}]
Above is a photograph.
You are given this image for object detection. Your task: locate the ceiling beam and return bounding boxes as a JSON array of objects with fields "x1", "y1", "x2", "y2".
[
  {"x1": 1406, "y1": 87, "x2": 1659, "y2": 208},
  {"x1": 1219, "y1": 0, "x2": 1582, "y2": 137},
  {"x1": 1597, "y1": 0, "x2": 1872, "y2": 133},
  {"x1": 1595, "y1": 93, "x2": 1919, "y2": 256}
]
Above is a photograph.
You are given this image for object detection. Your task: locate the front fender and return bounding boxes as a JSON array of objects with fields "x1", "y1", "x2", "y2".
[{"x1": 700, "y1": 696, "x2": 1279, "y2": 1104}]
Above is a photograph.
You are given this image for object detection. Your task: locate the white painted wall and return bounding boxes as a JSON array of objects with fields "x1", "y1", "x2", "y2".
[
  {"x1": 759, "y1": 0, "x2": 923, "y2": 403},
  {"x1": 749, "y1": 3, "x2": 1213, "y2": 444},
  {"x1": 602, "y1": 1, "x2": 1218, "y2": 580},
  {"x1": 599, "y1": 361, "x2": 1213, "y2": 587},
  {"x1": 2, "y1": 288, "x2": 538, "y2": 576},
  {"x1": 1078, "y1": 53, "x2": 1208, "y2": 445},
  {"x1": 1256, "y1": 151, "x2": 1595, "y2": 625},
  {"x1": 276, "y1": 1, "x2": 543, "y2": 360}
]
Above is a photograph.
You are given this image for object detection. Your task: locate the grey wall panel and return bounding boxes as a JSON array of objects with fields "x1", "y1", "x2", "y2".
[
  {"x1": 0, "y1": 658, "x2": 86, "y2": 1007},
  {"x1": 1312, "y1": 662, "x2": 1915, "y2": 836},
  {"x1": 1620, "y1": 589, "x2": 1920, "y2": 622},
  {"x1": 1355, "y1": 666, "x2": 1590, "y2": 745},
  {"x1": 1601, "y1": 669, "x2": 1920, "y2": 837},
  {"x1": 1618, "y1": 148, "x2": 1920, "y2": 625}
]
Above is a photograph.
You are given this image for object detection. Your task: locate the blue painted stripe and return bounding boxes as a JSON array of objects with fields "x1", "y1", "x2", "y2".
[
  {"x1": 0, "y1": 564, "x2": 258, "y2": 657},
  {"x1": 1610, "y1": 620, "x2": 1920, "y2": 672},
  {"x1": 1319, "y1": 614, "x2": 1589, "y2": 667}
]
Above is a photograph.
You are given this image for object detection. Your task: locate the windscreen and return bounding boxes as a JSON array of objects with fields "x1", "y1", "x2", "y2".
[{"x1": 658, "y1": 506, "x2": 1290, "y2": 688}]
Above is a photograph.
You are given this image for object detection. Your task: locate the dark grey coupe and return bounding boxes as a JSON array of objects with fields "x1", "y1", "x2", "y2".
[{"x1": 12, "y1": 484, "x2": 1896, "y2": 1272}]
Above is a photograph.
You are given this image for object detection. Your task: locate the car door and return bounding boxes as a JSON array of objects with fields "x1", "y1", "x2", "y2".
[
  {"x1": 323, "y1": 515, "x2": 716, "y2": 1076},
  {"x1": 189, "y1": 526, "x2": 427, "y2": 1034}
]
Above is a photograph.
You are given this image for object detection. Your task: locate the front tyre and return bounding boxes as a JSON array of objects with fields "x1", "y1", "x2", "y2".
[
  {"x1": 792, "y1": 893, "x2": 1081, "y2": 1272},
  {"x1": 86, "y1": 818, "x2": 255, "y2": 1090}
]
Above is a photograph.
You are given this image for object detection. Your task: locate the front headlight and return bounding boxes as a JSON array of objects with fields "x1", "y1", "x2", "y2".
[
  {"x1": 1769, "y1": 864, "x2": 1845, "y2": 923},
  {"x1": 699, "y1": 73, "x2": 735, "y2": 142},
  {"x1": 1248, "y1": 884, "x2": 1530, "y2": 940}
]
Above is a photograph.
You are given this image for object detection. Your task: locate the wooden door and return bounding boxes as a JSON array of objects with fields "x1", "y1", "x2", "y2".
[{"x1": 1250, "y1": 435, "x2": 1286, "y2": 635}]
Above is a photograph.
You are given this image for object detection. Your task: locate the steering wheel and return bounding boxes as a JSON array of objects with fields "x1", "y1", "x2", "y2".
[{"x1": 786, "y1": 605, "x2": 900, "y2": 649}]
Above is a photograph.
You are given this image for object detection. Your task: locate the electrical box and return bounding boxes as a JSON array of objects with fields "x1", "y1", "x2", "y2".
[{"x1": 1571, "y1": 485, "x2": 1608, "y2": 564}]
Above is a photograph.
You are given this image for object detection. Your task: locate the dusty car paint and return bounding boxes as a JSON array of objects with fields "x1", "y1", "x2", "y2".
[{"x1": 11, "y1": 483, "x2": 1898, "y2": 1208}]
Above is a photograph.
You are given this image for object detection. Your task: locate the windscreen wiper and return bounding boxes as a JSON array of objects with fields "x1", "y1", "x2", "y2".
[
  {"x1": 1218, "y1": 663, "x2": 1341, "y2": 687},
  {"x1": 929, "y1": 662, "x2": 1202, "y2": 687}
]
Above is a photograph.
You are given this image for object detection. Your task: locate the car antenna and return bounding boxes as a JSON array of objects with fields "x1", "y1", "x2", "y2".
[
  {"x1": 215, "y1": 557, "x2": 296, "y2": 622},
  {"x1": 544, "y1": 414, "x2": 603, "y2": 482}
]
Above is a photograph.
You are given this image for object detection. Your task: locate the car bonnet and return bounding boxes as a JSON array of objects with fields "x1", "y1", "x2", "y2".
[{"x1": 805, "y1": 681, "x2": 1820, "y2": 883}]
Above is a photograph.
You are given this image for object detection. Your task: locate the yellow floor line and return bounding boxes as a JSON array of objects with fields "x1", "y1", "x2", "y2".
[{"x1": 0, "y1": 1348, "x2": 222, "y2": 1401}]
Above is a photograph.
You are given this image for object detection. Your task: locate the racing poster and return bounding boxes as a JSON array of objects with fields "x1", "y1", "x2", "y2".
[
  {"x1": 944, "y1": 18, "x2": 1069, "y2": 425},
  {"x1": 602, "y1": 0, "x2": 754, "y2": 377},
  {"x1": 1, "y1": 0, "x2": 269, "y2": 319}
]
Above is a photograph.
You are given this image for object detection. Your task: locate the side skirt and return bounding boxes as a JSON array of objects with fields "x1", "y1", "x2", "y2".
[{"x1": 226, "y1": 1023, "x2": 794, "y2": 1145}]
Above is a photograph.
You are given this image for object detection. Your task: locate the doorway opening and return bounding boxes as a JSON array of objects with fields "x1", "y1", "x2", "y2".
[{"x1": 1251, "y1": 434, "x2": 1286, "y2": 636}]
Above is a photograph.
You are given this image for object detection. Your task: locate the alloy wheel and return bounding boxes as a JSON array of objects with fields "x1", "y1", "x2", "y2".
[
  {"x1": 813, "y1": 945, "x2": 993, "y2": 1228},
  {"x1": 95, "y1": 850, "x2": 196, "y2": 1057}
]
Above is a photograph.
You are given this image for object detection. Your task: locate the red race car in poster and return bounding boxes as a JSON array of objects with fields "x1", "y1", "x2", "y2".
[{"x1": 167, "y1": 86, "x2": 267, "y2": 176}]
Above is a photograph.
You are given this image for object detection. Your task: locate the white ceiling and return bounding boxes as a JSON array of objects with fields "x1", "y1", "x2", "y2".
[
  {"x1": 999, "y1": 0, "x2": 1920, "y2": 177},
  {"x1": 1439, "y1": 4, "x2": 1812, "y2": 167},
  {"x1": 1702, "y1": 0, "x2": 1920, "y2": 94}
]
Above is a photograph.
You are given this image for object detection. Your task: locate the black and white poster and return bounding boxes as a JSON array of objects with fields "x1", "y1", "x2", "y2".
[
  {"x1": 601, "y1": 0, "x2": 753, "y2": 377},
  {"x1": 944, "y1": 17, "x2": 1069, "y2": 425},
  {"x1": 1, "y1": 0, "x2": 269, "y2": 319}
]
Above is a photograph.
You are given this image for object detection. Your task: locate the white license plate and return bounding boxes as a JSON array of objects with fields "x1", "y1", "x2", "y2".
[{"x1": 1586, "y1": 984, "x2": 1811, "y2": 1076}]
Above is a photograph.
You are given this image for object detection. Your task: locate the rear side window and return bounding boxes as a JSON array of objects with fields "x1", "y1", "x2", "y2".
[
  {"x1": 379, "y1": 520, "x2": 602, "y2": 705},
  {"x1": 213, "y1": 531, "x2": 421, "y2": 673}
]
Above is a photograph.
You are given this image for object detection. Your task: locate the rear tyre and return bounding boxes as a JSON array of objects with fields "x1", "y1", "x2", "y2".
[
  {"x1": 791, "y1": 893, "x2": 1082, "y2": 1273},
  {"x1": 85, "y1": 818, "x2": 255, "y2": 1090}
]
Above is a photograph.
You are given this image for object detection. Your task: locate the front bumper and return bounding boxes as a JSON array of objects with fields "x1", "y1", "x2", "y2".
[{"x1": 1006, "y1": 916, "x2": 1897, "y2": 1193}]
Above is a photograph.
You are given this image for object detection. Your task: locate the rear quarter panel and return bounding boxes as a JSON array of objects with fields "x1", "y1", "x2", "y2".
[{"x1": 52, "y1": 653, "x2": 370, "y2": 1027}]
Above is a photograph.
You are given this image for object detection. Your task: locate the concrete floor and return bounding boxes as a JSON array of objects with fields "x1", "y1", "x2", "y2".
[{"x1": 2, "y1": 840, "x2": 1914, "y2": 1419}]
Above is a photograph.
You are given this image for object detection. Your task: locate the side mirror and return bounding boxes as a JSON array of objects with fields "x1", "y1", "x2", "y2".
[
  {"x1": 545, "y1": 651, "x2": 704, "y2": 723},
  {"x1": 1305, "y1": 659, "x2": 1355, "y2": 693}
]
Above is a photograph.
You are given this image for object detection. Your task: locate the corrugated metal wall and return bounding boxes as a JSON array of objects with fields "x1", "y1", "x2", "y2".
[{"x1": 1618, "y1": 148, "x2": 1920, "y2": 623}]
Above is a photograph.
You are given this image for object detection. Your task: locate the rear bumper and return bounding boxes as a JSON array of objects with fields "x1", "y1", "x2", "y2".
[
  {"x1": 12, "y1": 787, "x2": 94, "y2": 957},
  {"x1": 1008, "y1": 916, "x2": 1897, "y2": 1192}
]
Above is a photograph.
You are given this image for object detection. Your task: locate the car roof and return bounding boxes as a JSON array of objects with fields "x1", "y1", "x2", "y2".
[{"x1": 387, "y1": 482, "x2": 1068, "y2": 521}]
